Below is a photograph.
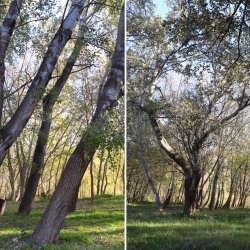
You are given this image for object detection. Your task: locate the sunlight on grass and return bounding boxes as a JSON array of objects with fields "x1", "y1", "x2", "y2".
[
  {"x1": 127, "y1": 203, "x2": 250, "y2": 250},
  {"x1": 0, "y1": 195, "x2": 124, "y2": 250}
]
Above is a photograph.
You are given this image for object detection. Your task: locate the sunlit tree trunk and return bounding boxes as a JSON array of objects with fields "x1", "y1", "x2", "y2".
[
  {"x1": 90, "y1": 158, "x2": 94, "y2": 203},
  {"x1": 0, "y1": 0, "x2": 85, "y2": 165}
]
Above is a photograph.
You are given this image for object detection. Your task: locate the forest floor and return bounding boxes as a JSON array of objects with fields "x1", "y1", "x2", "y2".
[
  {"x1": 127, "y1": 201, "x2": 250, "y2": 250},
  {"x1": 0, "y1": 194, "x2": 124, "y2": 250}
]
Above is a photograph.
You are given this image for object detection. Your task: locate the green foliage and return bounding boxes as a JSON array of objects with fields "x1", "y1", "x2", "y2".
[
  {"x1": 82, "y1": 110, "x2": 124, "y2": 155},
  {"x1": 105, "y1": 0, "x2": 124, "y2": 15}
]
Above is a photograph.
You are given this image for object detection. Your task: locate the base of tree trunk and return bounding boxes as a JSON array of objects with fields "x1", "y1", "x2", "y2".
[{"x1": 0, "y1": 198, "x2": 6, "y2": 215}]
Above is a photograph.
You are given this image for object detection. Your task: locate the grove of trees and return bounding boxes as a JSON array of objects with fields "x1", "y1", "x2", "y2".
[
  {"x1": 0, "y1": 0, "x2": 124, "y2": 246},
  {"x1": 127, "y1": 0, "x2": 250, "y2": 217}
]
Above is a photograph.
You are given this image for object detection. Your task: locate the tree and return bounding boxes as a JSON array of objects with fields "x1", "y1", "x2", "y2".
[
  {"x1": 0, "y1": 0, "x2": 85, "y2": 165},
  {"x1": 18, "y1": 4, "x2": 96, "y2": 215},
  {"x1": 28, "y1": 4, "x2": 124, "y2": 246}
]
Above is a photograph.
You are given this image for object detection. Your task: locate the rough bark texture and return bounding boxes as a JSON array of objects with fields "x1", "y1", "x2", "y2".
[
  {"x1": 183, "y1": 170, "x2": 200, "y2": 216},
  {"x1": 28, "y1": 5, "x2": 124, "y2": 246},
  {"x1": 0, "y1": 0, "x2": 24, "y2": 125},
  {"x1": 18, "y1": 15, "x2": 88, "y2": 215},
  {"x1": 0, "y1": 0, "x2": 85, "y2": 165}
]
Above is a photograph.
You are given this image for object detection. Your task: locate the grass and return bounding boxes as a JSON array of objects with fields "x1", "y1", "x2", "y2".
[
  {"x1": 127, "y1": 202, "x2": 250, "y2": 250},
  {"x1": 0, "y1": 194, "x2": 124, "y2": 250}
]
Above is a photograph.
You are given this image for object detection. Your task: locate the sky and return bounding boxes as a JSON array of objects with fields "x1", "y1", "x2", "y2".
[{"x1": 153, "y1": 0, "x2": 169, "y2": 18}]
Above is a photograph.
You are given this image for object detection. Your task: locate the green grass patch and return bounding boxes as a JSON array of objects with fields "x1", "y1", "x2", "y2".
[
  {"x1": 127, "y1": 202, "x2": 250, "y2": 250},
  {"x1": 0, "y1": 195, "x2": 124, "y2": 250}
]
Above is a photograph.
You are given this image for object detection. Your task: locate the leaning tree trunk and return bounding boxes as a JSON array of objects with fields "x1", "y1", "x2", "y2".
[
  {"x1": 18, "y1": 13, "x2": 89, "y2": 215},
  {"x1": 0, "y1": 0, "x2": 25, "y2": 126},
  {"x1": 28, "y1": 5, "x2": 124, "y2": 246},
  {"x1": 148, "y1": 113, "x2": 200, "y2": 216},
  {"x1": 0, "y1": 0, "x2": 85, "y2": 165}
]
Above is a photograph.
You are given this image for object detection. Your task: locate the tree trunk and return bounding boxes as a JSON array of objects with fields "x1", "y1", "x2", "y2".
[
  {"x1": 100, "y1": 156, "x2": 108, "y2": 194},
  {"x1": 28, "y1": 141, "x2": 94, "y2": 245},
  {"x1": 90, "y1": 158, "x2": 94, "y2": 203},
  {"x1": 97, "y1": 149, "x2": 104, "y2": 195},
  {"x1": 163, "y1": 168, "x2": 174, "y2": 209},
  {"x1": 28, "y1": 5, "x2": 124, "y2": 246},
  {"x1": 183, "y1": 168, "x2": 201, "y2": 217},
  {"x1": 0, "y1": 0, "x2": 85, "y2": 165},
  {"x1": 222, "y1": 184, "x2": 233, "y2": 209},
  {"x1": 18, "y1": 14, "x2": 89, "y2": 214},
  {"x1": 0, "y1": 0, "x2": 25, "y2": 126},
  {"x1": 0, "y1": 198, "x2": 6, "y2": 215},
  {"x1": 209, "y1": 158, "x2": 223, "y2": 210},
  {"x1": 137, "y1": 113, "x2": 161, "y2": 209}
]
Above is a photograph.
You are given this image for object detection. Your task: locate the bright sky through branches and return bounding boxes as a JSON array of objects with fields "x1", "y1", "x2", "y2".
[{"x1": 153, "y1": 0, "x2": 169, "y2": 18}]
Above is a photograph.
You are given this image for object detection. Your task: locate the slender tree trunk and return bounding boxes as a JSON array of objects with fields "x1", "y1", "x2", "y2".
[
  {"x1": 97, "y1": 149, "x2": 104, "y2": 195},
  {"x1": 214, "y1": 183, "x2": 221, "y2": 209},
  {"x1": 0, "y1": 198, "x2": 6, "y2": 215},
  {"x1": 223, "y1": 183, "x2": 234, "y2": 209},
  {"x1": 163, "y1": 168, "x2": 174, "y2": 209},
  {"x1": 209, "y1": 158, "x2": 223, "y2": 210},
  {"x1": 0, "y1": 0, "x2": 85, "y2": 165},
  {"x1": 7, "y1": 150, "x2": 16, "y2": 200},
  {"x1": 0, "y1": 0, "x2": 25, "y2": 126},
  {"x1": 202, "y1": 182, "x2": 212, "y2": 207},
  {"x1": 90, "y1": 158, "x2": 94, "y2": 203},
  {"x1": 18, "y1": 14, "x2": 89, "y2": 214},
  {"x1": 136, "y1": 114, "x2": 161, "y2": 209},
  {"x1": 28, "y1": 6, "x2": 124, "y2": 246},
  {"x1": 100, "y1": 156, "x2": 108, "y2": 194}
]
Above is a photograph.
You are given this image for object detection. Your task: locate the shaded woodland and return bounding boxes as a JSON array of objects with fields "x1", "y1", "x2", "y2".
[{"x1": 127, "y1": 0, "x2": 250, "y2": 216}]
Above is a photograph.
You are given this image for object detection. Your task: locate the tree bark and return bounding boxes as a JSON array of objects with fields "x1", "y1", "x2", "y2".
[
  {"x1": 28, "y1": 5, "x2": 124, "y2": 246},
  {"x1": 0, "y1": 0, "x2": 24, "y2": 126}
]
